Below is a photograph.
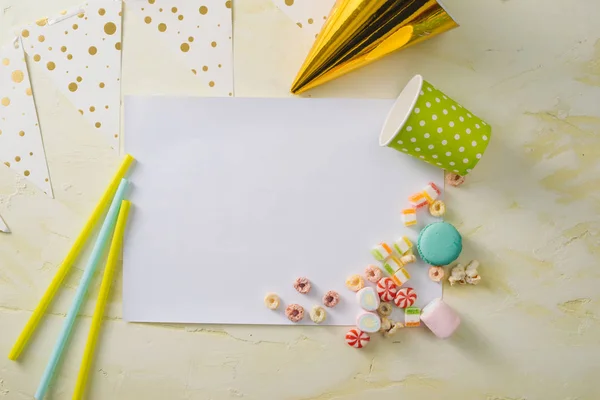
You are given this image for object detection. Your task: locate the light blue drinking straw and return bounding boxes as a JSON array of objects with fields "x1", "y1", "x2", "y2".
[{"x1": 35, "y1": 178, "x2": 129, "y2": 400}]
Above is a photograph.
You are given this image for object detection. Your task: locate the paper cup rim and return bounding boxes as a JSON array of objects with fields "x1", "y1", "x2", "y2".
[{"x1": 379, "y1": 74, "x2": 423, "y2": 147}]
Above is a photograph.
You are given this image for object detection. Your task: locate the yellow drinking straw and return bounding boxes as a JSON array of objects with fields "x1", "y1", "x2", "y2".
[
  {"x1": 8, "y1": 154, "x2": 134, "y2": 361},
  {"x1": 72, "y1": 200, "x2": 131, "y2": 400}
]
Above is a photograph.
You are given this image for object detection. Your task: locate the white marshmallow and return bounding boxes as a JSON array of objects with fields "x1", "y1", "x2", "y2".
[
  {"x1": 356, "y1": 287, "x2": 380, "y2": 312},
  {"x1": 356, "y1": 312, "x2": 381, "y2": 333}
]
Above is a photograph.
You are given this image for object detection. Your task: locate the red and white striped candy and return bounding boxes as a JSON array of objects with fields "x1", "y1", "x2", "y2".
[
  {"x1": 376, "y1": 277, "x2": 398, "y2": 302},
  {"x1": 345, "y1": 328, "x2": 370, "y2": 348},
  {"x1": 394, "y1": 287, "x2": 417, "y2": 309}
]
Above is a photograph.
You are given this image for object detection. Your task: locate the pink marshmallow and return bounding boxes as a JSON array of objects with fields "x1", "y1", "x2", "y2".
[{"x1": 420, "y1": 299, "x2": 460, "y2": 339}]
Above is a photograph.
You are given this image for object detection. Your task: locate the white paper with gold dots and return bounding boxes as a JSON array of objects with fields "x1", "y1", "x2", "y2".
[
  {"x1": 126, "y1": 0, "x2": 234, "y2": 96},
  {"x1": 0, "y1": 38, "x2": 53, "y2": 197},
  {"x1": 272, "y1": 0, "x2": 335, "y2": 38},
  {"x1": 20, "y1": 1, "x2": 123, "y2": 150}
]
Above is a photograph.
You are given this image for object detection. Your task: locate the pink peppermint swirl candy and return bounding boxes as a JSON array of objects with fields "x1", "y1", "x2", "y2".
[
  {"x1": 345, "y1": 328, "x2": 370, "y2": 348},
  {"x1": 376, "y1": 277, "x2": 398, "y2": 302},
  {"x1": 394, "y1": 287, "x2": 417, "y2": 309}
]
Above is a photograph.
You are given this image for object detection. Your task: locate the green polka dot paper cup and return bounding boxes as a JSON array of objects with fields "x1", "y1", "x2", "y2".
[{"x1": 380, "y1": 75, "x2": 491, "y2": 176}]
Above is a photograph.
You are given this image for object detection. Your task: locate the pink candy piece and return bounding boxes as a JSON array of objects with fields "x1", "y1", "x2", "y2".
[
  {"x1": 420, "y1": 298, "x2": 461, "y2": 339},
  {"x1": 323, "y1": 290, "x2": 340, "y2": 308},
  {"x1": 394, "y1": 287, "x2": 417, "y2": 309},
  {"x1": 345, "y1": 328, "x2": 370, "y2": 348},
  {"x1": 293, "y1": 277, "x2": 311, "y2": 294},
  {"x1": 364, "y1": 265, "x2": 383, "y2": 283},
  {"x1": 285, "y1": 304, "x2": 305, "y2": 323},
  {"x1": 376, "y1": 277, "x2": 398, "y2": 302},
  {"x1": 446, "y1": 173, "x2": 465, "y2": 187}
]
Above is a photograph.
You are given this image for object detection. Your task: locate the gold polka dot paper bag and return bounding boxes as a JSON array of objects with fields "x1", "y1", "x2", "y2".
[
  {"x1": 380, "y1": 75, "x2": 491, "y2": 176},
  {"x1": 0, "y1": 38, "x2": 53, "y2": 196},
  {"x1": 20, "y1": 1, "x2": 123, "y2": 150}
]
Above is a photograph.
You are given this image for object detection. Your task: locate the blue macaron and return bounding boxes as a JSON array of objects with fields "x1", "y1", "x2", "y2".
[{"x1": 417, "y1": 222, "x2": 462, "y2": 266}]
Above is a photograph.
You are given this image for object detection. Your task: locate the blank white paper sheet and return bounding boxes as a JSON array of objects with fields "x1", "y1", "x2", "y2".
[{"x1": 124, "y1": 97, "x2": 443, "y2": 325}]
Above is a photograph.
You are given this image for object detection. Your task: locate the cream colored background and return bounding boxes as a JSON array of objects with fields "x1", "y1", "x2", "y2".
[{"x1": 1, "y1": 0, "x2": 600, "y2": 399}]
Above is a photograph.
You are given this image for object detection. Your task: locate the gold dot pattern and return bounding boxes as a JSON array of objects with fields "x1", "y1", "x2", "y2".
[
  {"x1": 20, "y1": 1, "x2": 123, "y2": 150},
  {"x1": 273, "y1": 0, "x2": 333, "y2": 38},
  {"x1": 0, "y1": 39, "x2": 53, "y2": 195},
  {"x1": 104, "y1": 22, "x2": 117, "y2": 35},
  {"x1": 11, "y1": 70, "x2": 24, "y2": 83},
  {"x1": 137, "y1": 0, "x2": 233, "y2": 95}
]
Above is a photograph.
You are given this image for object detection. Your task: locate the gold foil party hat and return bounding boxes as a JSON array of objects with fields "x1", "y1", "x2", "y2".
[{"x1": 290, "y1": 0, "x2": 459, "y2": 94}]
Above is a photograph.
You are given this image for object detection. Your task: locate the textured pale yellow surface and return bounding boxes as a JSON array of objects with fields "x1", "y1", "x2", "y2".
[{"x1": 1, "y1": 1, "x2": 600, "y2": 399}]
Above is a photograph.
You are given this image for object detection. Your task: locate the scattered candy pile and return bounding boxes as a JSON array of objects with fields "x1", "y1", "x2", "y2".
[
  {"x1": 402, "y1": 182, "x2": 444, "y2": 226},
  {"x1": 263, "y1": 181, "x2": 483, "y2": 347},
  {"x1": 342, "y1": 182, "x2": 469, "y2": 348},
  {"x1": 345, "y1": 265, "x2": 423, "y2": 346},
  {"x1": 264, "y1": 277, "x2": 341, "y2": 324}
]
